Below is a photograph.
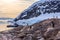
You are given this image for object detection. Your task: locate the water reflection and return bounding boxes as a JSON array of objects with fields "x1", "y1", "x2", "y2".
[{"x1": 0, "y1": 18, "x2": 13, "y2": 24}]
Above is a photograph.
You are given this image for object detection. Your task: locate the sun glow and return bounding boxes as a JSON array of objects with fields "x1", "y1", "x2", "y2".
[
  {"x1": 0, "y1": 0, "x2": 36, "y2": 18},
  {"x1": 2, "y1": 0, "x2": 18, "y2": 3}
]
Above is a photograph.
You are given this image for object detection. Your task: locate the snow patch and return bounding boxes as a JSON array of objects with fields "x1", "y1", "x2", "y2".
[{"x1": 15, "y1": 13, "x2": 60, "y2": 26}]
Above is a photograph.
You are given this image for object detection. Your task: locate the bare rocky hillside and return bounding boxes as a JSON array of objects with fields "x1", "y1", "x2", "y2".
[{"x1": 0, "y1": 18, "x2": 60, "y2": 40}]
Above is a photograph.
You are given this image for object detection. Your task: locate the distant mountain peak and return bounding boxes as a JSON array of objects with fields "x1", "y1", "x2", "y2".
[
  {"x1": 8, "y1": 0, "x2": 60, "y2": 27},
  {"x1": 14, "y1": 0, "x2": 60, "y2": 20}
]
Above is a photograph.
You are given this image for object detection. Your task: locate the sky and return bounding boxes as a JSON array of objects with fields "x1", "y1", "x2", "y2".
[{"x1": 0, "y1": 0, "x2": 39, "y2": 18}]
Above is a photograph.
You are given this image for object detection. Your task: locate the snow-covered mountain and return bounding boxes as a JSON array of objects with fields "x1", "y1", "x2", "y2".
[
  {"x1": 8, "y1": 0, "x2": 60, "y2": 27},
  {"x1": 14, "y1": 0, "x2": 60, "y2": 21}
]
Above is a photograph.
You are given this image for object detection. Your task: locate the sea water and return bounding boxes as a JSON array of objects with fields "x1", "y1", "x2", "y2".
[
  {"x1": 0, "y1": 18, "x2": 13, "y2": 24},
  {"x1": 0, "y1": 18, "x2": 13, "y2": 31}
]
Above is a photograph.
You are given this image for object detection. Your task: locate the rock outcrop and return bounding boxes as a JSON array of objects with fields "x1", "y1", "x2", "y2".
[{"x1": 0, "y1": 18, "x2": 60, "y2": 40}]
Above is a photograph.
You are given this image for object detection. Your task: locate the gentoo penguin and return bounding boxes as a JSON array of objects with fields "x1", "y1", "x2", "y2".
[{"x1": 7, "y1": 0, "x2": 60, "y2": 27}]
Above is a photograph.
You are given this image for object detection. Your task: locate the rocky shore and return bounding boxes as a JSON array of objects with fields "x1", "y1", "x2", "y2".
[{"x1": 0, "y1": 18, "x2": 60, "y2": 40}]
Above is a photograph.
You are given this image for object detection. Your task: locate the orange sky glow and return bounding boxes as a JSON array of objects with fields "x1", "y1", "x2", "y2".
[{"x1": 0, "y1": 0, "x2": 37, "y2": 18}]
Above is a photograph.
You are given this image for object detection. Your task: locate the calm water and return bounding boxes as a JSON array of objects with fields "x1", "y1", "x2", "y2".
[
  {"x1": 0, "y1": 18, "x2": 13, "y2": 24},
  {"x1": 0, "y1": 18, "x2": 14, "y2": 31}
]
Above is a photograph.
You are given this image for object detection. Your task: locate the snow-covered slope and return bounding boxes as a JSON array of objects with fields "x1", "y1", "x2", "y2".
[
  {"x1": 9, "y1": 0, "x2": 60, "y2": 26},
  {"x1": 16, "y1": 13, "x2": 60, "y2": 26},
  {"x1": 14, "y1": 0, "x2": 60, "y2": 21}
]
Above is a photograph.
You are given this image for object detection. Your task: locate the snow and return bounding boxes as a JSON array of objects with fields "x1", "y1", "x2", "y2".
[
  {"x1": 8, "y1": 0, "x2": 60, "y2": 26},
  {"x1": 15, "y1": 0, "x2": 60, "y2": 20},
  {"x1": 15, "y1": 13, "x2": 60, "y2": 26}
]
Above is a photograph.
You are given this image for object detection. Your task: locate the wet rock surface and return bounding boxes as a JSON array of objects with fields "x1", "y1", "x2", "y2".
[{"x1": 0, "y1": 18, "x2": 60, "y2": 40}]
